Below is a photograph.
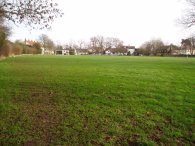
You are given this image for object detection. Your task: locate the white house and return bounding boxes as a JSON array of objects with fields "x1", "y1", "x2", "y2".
[
  {"x1": 55, "y1": 49, "x2": 69, "y2": 55},
  {"x1": 172, "y1": 49, "x2": 195, "y2": 55},
  {"x1": 76, "y1": 49, "x2": 89, "y2": 55},
  {"x1": 125, "y1": 46, "x2": 136, "y2": 55},
  {"x1": 105, "y1": 50, "x2": 112, "y2": 55},
  {"x1": 62, "y1": 49, "x2": 70, "y2": 55},
  {"x1": 41, "y1": 47, "x2": 54, "y2": 55}
]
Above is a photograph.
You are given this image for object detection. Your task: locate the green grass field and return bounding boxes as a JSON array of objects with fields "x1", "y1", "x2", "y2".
[{"x1": 0, "y1": 55, "x2": 195, "y2": 145}]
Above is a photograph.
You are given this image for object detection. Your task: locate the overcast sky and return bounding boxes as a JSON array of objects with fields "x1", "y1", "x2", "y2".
[{"x1": 9, "y1": 0, "x2": 195, "y2": 47}]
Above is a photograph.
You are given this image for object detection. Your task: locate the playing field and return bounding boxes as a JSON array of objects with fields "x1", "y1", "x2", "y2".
[{"x1": 0, "y1": 55, "x2": 195, "y2": 145}]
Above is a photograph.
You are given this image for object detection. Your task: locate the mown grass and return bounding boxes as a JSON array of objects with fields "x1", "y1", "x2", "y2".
[{"x1": 0, "y1": 55, "x2": 195, "y2": 145}]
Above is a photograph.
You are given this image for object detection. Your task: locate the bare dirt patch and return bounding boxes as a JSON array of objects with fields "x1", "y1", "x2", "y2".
[{"x1": 14, "y1": 86, "x2": 62, "y2": 146}]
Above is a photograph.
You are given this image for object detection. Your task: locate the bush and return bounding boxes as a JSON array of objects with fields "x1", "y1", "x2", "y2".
[
  {"x1": 127, "y1": 51, "x2": 131, "y2": 56},
  {"x1": 12, "y1": 44, "x2": 23, "y2": 55},
  {"x1": 0, "y1": 41, "x2": 13, "y2": 57}
]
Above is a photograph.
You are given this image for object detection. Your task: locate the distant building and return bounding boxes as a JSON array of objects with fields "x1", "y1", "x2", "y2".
[
  {"x1": 25, "y1": 39, "x2": 36, "y2": 47},
  {"x1": 104, "y1": 45, "x2": 136, "y2": 56},
  {"x1": 104, "y1": 50, "x2": 112, "y2": 55},
  {"x1": 172, "y1": 49, "x2": 195, "y2": 55},
  {"x1": 76, "y1": 49, "x2": 89, "y2": 55},
  {"x1": 55, "y1": 49, "x2": 69, "y2": 55},
  {"x1": 55, "y1": 48, "x2": 89, "y2": 55},
  {"x1": 123, "y1": 46, "x2": 136, "y2": 55},
  {"x1": 41, "y1": 48, "x2": 54, "y2": 55}
]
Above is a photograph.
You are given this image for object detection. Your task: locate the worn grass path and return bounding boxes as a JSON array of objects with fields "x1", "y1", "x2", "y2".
[{"x1": 0, "y1": 56, "x2": 195, "y2": 145}]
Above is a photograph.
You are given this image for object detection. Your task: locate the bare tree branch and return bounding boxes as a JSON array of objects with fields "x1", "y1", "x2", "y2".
[
  {"x1": 181, "y1": 0, "x2": 195, "y2": 28},
  {"x1": 0, "y1": 0, "x2": 63, "y2": 29}
]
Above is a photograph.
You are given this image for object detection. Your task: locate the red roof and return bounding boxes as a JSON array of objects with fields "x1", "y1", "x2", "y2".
[{"x1": 25, "y1": 39, "x2": 36, "y2": 46}]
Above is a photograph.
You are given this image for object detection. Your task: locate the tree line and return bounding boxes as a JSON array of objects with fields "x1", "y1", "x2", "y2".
[
  {"x1": 0, "y1": 0, "x2": 62, "y2": 57},
  {"x1": 0, "y1": 31, "x2": 195, "y2": 57},
  {"x1": 136, "y1": 37, "x2": 195, "y2": 56}
]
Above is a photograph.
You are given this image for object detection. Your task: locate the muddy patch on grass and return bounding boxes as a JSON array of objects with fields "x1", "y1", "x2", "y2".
[
  {"x1": 149, "y1": 126, "x2": 164, "y2": 144},
  {"x1": 115, "y1": 136, "x2": 147, "y2": 146},
  {"x1": 14, "y1": 86, "x2": 63, "y2": 146}
]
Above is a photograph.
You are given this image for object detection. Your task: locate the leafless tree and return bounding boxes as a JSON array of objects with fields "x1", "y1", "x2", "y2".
[
  {"x1": 104, "y1": 37, "x2": 113, "y2": 49},
  {"x1": 96, "y1": 36, "x2": 104, "y2": 49},
  {"x1": 39, "y1": 34, "x2": 55, "y2": 50},
  {"x1": 181, "y1": 36, "x2": 195, "y2": 55},
  {"x1": 181, "y1": 0, "x2": 195, "y2": 27},
  {"x1": 90, "y1": 37, "x2": 98, "y2": 49},
  {"x1": 140, "y1": 39, "x2": 164, "y2": 56},
  {"x1": 78, "y1": 40, "x2": 85, "y2": 49},
  {"x1": 0, "y1": 0, "x2": 63, "y2": 29},
  {"x1": 112, "y1": 38, "x2": 123, "y2": 48},
  {"x1": 90, "y1": 36, "x2": 104, "y2": 53}
]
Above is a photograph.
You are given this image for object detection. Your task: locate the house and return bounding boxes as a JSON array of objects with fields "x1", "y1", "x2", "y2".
[
  {"x1": 123, "y1": 46, "x2": 136, "y2": 55},
  {"x1": 55, "y1": 49, "x2": 69, "y2": 55},
  {"x1": 181, "y1": 39, "x2": 195, "y2": 55},
  {"x1": 24, "y1": 39, "x2": 54, "y2": 55},
  {"x1": 76, "y1": 49, "x2": 89, "y2": 55},
  {"x1": 113, "y1": 46, "x2": 136, "y2": 56},
  {"x1": 172, "y1": 49, "x2": 195, "y2": 55},
  {"x1": 41, "y1": 47, "x2": 54, "y2": 55},
  {"x1": 69, "y1": 48, "x2": 77, "y2": 55},
  {"x1": 88, "y1": 49, "x2": 95, "y2": 54},
  {"x1": 25, "y1": 39, "x2": 36, "y2": 47},
  {"x1": 55, "y1": 48, "x2": 89, "y2": 55},
  {"x1": 104, "y1": 49, "x2": 112, "y2": 55},
  {"x1": 180, "y1": 48, "x2": 195, "y2": 55},
  {"x1": 103, "y1": 45, "x2": 136, "y2": 56}
]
